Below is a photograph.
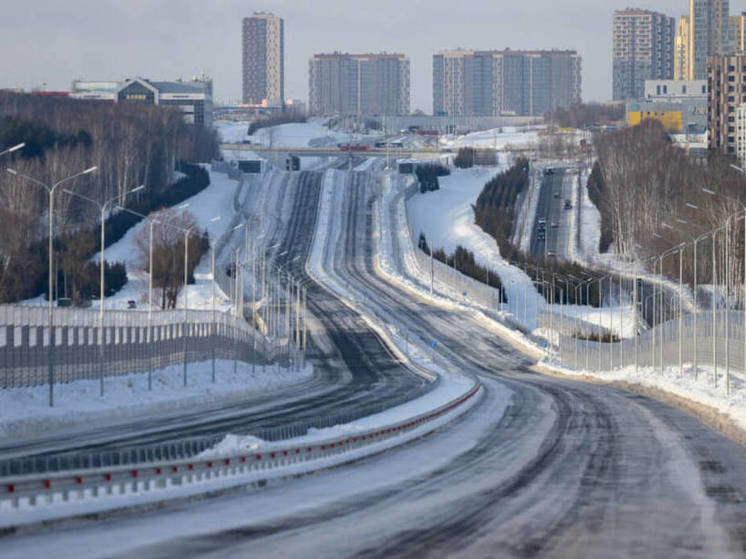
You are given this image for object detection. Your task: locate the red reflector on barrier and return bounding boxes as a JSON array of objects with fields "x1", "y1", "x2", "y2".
[
  {"x1": 172, "y1": 466, "x2": 179, "y2": 473},
  {"x1": 256, "y1": 454, "x2": 262, "y2": 460},
  {"x1": 283, "y1": 451, "x2": 288, "y2": 456},
  {"x1": 295, "y1": 449, "x2": 300, "y2": 454},
  {"x1": 241, "y1": 457, "x2": 247, "y2": 463},
  {"x1": 132, "y1": 470, "x2": 138, "y2": 478},
  {"x1": 44, "y1": 480, "x2": 51, "y2": 488},
  {"x1": 307, "y1": 447, "x2": 312, "y2": 452},
  {"x1": 155, "y1": 468, "x2": 162, "y2": 475},
  {"x1": 321, "y1": 445, "x2": 326, "y2": 450},
  {"x1": 225, "y1": 459, "x2": 231, "y2": 465},
  {"x1": 105, "y1": 473, "x2": 113, "y2": 481},
  {"x1": 188, "y1": 464, "x2": 194, "y2": 470},
  {"x1": 76, "y1": 477, "x2": 83, "y2": 485},
  {"x1": 207, "y1": 461, "x2": 213, "y2": 468},
  {"x1": 7, "y1": 484, "x2": 14, "y2": 493},
  {"x1": 270, "y1": 452, "x2": 276, "y2": 459}
]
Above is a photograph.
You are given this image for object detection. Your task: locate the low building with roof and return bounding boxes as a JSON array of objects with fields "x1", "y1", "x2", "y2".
[{"x1": 70, "y1": 76, "x2": 213, "y2": 126}]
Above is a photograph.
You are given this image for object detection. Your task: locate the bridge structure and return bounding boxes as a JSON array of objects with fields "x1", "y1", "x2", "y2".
[{"x1": 219, "y1": 144, "x2": 532, "y2": 159}]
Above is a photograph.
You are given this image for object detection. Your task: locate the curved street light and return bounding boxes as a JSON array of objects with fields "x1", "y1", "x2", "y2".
[{"x1": 6, "y1": 165, "x2": 97, "y2": 407}]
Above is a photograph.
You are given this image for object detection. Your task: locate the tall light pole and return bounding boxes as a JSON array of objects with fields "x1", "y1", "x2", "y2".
[
  {"x1": 0, "y1": 143, "x2": 25, "y2": 158},
  {"x1": 63, "y1": 184, "x2": 144, "y2": 396},
  {"x1": 207, "y1": 216, "x2": 222, "y2": 383},
  {"x1": 704, "y1": 181, "x2": 746, "y2": 395},
  {"x1": 7, "y1": 165, "x2": 97, "y2": 407}
]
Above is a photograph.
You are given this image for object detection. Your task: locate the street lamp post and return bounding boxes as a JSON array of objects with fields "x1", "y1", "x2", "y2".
[
  {"x1": 0, "y1": 143, "x2": 25, "y2": 158},
  {"x1": 7, "y1": 165, "x2": 97, "y2": 407},
  {"x1": 62, "y1": 184, "x2": 144, "y2": 396},
  {"x1": 703, "y1": 182, "x2": 746, "y2": 395}
]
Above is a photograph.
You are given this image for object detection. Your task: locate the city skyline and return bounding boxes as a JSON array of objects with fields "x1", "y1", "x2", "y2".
[{"x1": 3, "y1": 0, "x2": 746, "y2": 111}]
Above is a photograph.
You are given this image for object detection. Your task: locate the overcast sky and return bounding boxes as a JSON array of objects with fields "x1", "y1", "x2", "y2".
[{"x1": 2, "y1": 1, "x2": 744, "y2": 111}]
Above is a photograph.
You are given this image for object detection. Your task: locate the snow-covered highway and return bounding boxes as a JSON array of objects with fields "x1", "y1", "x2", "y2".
[{"x1": 8, "y1": 163, "x2": 746, "y2": 557}]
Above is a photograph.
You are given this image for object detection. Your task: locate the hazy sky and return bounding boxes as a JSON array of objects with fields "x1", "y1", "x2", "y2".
[{"x1": 1, "y1": 1, "x2": 743, "y2": 111}]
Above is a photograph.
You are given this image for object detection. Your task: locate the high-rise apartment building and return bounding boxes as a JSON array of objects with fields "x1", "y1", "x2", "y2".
[
  {"x1": 728, "y1": 13, "x2": 746, "y2": 54},
  {"x1": 612, "y1": 9, "x2": 675, "y2": 100},
  {"x1": 432, "y1": 49, "x2": 581, "y2": 117},
  {"x1": 242, "y1": 12, "x2": 284, "y2": 106},
  {"x1": 707, "y1": 54, "x2": 746, "y2": 154},
  {"x1": 675, "y1": 16, "x2": 690, "y2": 79},
  {"x1": 689, "y1": 0, "x2": 729, "y2": 80},
  {"x1": 308, "y1": 53, "x2": 410, "y2": 115}
]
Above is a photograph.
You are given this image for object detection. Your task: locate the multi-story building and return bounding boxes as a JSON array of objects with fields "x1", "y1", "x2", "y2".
[
  {"x1": 644, "y1": 79, "x2": 707, "y2": 100},
  {"x1": 308, "y1": 52, "x2": 410, "y2": 115},
  {"x1": 735, "y1": 103, "x2": 746, "y2": 165},
  {"x1": 242, "y1": 12, "x2": 284, "y2": 106},
  {"x1": 707, "y1": 54, "x2": 746, "y2": 153},
  {"x1": 728, "y1": 12, "x2": 746, "y2": 54},
  {"x1": 70, "y1": 77, "x2": 214, "y2": 126},
  {"x1": 675, "y1": 16, "x2": 691, "y2": 80},
  {"x1": 612, "y1": 9, "x2": 675, "y2": 101},
  {"x1": 689, "y1": 0, "x2": 729, "y2": 80},
  {"x1": 432, "y1": 49, "x2": 581, "y2": 117}
]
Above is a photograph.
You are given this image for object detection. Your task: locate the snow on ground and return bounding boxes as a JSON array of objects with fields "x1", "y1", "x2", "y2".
[
  {"x1": 214, "y1": 120, "x2": 250, "y2": 144},
  {"x1": 249, "y1": 118, "x2": 348, "y2": 148},
  {"x1": 200, "y1": 368, "x2": 479, "y2": 457},
  {"x1": 394, "y1": 165, "x2": 746, "y2": 438},
  {"x1": 406, "y1": 166, "x2": 632, "y2": 336},
  {"x1": 557, "y1": 361, "x2": 746, "y2": 434},
  {"x1": 84, "y1": 168, "x2": 239, "y2": 312},
  {"x1": 439, "y1": 126, "x2": 541, "y2": 150},
  {"x1": 0, "y1": 359, "x2": 315, "y2": 442}
]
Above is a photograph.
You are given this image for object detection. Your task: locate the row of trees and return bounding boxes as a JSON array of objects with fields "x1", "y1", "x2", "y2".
[
  {"x1": 418, "y1": 234, "x2": 506, "y2": 301},
  {"x1": 592, "y1": 119, "x2": 746, "y2": 297},
  {"x1": 134, "y1": 209, "x2": 209, "y2": 310},
  {"x1": 0, "y1": 92, "x2": 219, "y2": 304},
  {"x1": 415, "y1": 164, "x2": 450, "y2": 193},
  {"x1": 473, "y1": 158, "x2": 529, "y2": 262}
]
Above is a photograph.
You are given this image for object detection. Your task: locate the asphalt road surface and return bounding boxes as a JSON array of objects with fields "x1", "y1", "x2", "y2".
[{"x1": 7, "y1": 169, "x2": 746, "y2": 558}]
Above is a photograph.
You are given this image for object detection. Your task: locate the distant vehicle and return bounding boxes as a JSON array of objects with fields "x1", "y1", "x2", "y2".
[
  {"x1": 564, "y1": 200, "x2": 573, "y2": 210},
  {"x1": 127, "y1": 300, "x2": 137, "y2": 309},
  {"x1": 544, "y1": 168, "x2": 555, "y2": 175},
  {"x1": 547, "y1": 250, "x2": 556, "y2": 257},
  {"x1": 551, "y1": 222, "x2": 559, "y2": 228},
  {"x1": 538, "y1": 218, "x2": 546, "y2": 224}
]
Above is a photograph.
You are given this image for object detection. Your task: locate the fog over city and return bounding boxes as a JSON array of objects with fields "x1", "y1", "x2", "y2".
[{"x1": 2, "y1": 0, "x2": 734, "y2": 109}]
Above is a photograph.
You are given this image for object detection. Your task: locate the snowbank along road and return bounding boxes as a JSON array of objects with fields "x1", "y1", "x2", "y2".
[{"x1": 7, "y1": 163, "x2": 746, "y2": 558}]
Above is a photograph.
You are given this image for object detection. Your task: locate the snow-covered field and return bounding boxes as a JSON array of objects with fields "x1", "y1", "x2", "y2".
[
  {"x1": 406, "y1": 166, "x2": 633, "y2": 336},
  {"x1": 439, "y1": 126, "x2": 540, "y2": 150},
  {"x1": 89, "y1": 168, "x2": 238, "y2": 312},
  {"x1": 0, "y1": 359, "x2": 314, "y2": 442}
]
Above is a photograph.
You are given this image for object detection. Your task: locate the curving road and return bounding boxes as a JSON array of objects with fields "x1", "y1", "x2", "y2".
[
  {"x1": 6, "y1": 168, "x2": 746, "y2": 557},
  {"x1": 0, "y1": 169, "x2": 430, "y2": 471}
]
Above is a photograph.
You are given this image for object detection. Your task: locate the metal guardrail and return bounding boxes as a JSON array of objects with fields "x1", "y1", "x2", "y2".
[{"x1": 0, "y1": 383, "x2": 480, "y2": 512}]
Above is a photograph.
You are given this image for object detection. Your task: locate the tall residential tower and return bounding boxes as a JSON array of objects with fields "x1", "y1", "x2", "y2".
[
  {"x1": 242, "y1": 12, "x2": 284, "y2": 106},
  {"x1": 689, "y1": 0, "x2": 729, "y2": 79},
  {"x1": 612, "y1": 9, "x2": 675, "y2": 100}
]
